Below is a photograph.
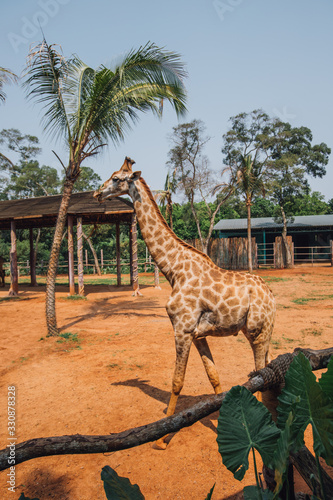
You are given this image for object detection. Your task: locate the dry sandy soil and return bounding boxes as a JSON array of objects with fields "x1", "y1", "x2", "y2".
[{"x1": 0, "y1": 266, "x2": 332, "y2": 499}]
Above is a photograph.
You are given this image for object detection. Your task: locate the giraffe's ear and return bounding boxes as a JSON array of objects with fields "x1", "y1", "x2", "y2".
[{"x1": 129, "y1": 171, "x2": 141, "y2": 182}]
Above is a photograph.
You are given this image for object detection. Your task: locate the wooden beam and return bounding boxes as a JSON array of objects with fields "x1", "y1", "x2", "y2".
[
  {"x1": 68, "y1": 215, "x2": 75, "y2": 296},
  {"x1": 116, "y1": 222, "x2": 121, "y2": 286},
  {"x1": 77, "y1": 217, "x2": 84, "y2": 296},
  {"x1": 29, "y1": 228, "x2": 37, "y2": 287},
  {"x1": 8, "y1": 221, "x2": 18, "y2": 296}
]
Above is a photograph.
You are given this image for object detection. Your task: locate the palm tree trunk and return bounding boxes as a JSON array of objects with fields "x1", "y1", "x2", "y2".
[
  {"x1": 280, "y1": 205, "x2": 293, "y2": 268},
  {"x1": 46, "y1": 178, "x2": 75, "y2": 336},
  {"x1": 247, "y1": 199, "x2": 253, "y2": 272}
]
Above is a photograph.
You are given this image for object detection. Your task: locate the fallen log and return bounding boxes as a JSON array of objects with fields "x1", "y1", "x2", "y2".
[{"x1": 0, "y1": 347, "x2": 332, "y2": 484}]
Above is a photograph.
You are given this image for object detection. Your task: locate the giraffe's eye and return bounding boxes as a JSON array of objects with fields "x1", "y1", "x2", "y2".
[{"x1": 113, "y1": 176, "x2": 119, "y2": 182}]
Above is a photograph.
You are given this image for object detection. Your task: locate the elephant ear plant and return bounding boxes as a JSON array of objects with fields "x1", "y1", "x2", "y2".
[{"x1": 217, "y1": 352, "x2": 333, "y2": 500}]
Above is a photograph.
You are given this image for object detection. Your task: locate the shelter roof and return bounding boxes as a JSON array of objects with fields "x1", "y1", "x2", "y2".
[
  {"x1": 214, "y1": 214, "x2": 333, "y2": 232},
  {"x1": 0, "y1": 191, "x2": 134, "y2": 229}
]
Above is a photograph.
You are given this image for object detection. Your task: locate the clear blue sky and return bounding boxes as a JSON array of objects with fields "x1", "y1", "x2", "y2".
[{"x1": 1, "y1": 0, "x2": 332, "y2": 200}]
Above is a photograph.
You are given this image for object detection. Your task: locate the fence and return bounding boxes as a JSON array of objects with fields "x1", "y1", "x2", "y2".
[
  {"x1": 294, "y1": 245, "x2": 332, "y2": 265},
  {"x1": 2, "y1": 258, "x2": 157, "y2": 277},
  {"x1": 2, "y1": 240, "x2": 333, "y2": 276},
  {"x1": 188, "y1": 237, "x2": 332, "y2": 269}
]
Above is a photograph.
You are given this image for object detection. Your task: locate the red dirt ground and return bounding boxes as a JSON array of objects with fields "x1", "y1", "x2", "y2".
[{"x1": 0, "y1": 266, "x2": 332, "y2": 499}]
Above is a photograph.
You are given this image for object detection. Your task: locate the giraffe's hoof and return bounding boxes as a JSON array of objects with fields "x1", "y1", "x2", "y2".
[{"x1": 152, "y1": 439, "x2": 168, "y2": 450}]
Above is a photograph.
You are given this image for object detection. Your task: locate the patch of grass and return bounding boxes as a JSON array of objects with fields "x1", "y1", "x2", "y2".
[
  {"x1": 301, "y1": 327, "x2": 323, "y2": 337},
  {"x1": 63, "y1": 294, "x2": 87, "y2": 301},
  {"x1": 261, "y1": 276, "x2": 291, "y2": 283},
  {"x1": 282, "y1": 336, "x2": 294, "y2": 344},
  {"x1": 0, "y1": 296, "x2": 20, "y2": 302},
  {"x1": 56, "y1": 332, "x2": 81, "y2": 350},
  {"x1": 271, "y1": 339, "x2": 281, "y2": 350},
  {"x1": 57, "y1": 332, "x2": 79, "y2": 342},
  {"x1": 38, "y1": 337, "x2": 44, "y2": 341},
  {"x1": 19, "y1": 357, "x2": 29, "y2": 363},
  {"x1": 107, "y1": 363, "x2": 120, "y2": 369},
  {"x1": 292, "y1": 294, "x2": 333, "y2": 305}
]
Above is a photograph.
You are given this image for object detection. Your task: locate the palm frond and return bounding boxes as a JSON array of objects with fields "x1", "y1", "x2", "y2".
[
  {"x1": 0, "y1": 67, "x2": 18, "y2": 103},
  {"x1": 23, "y1": 40, "x2": 72, "y2": 144}
]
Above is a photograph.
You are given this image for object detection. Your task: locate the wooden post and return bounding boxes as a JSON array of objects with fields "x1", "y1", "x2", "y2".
[
  {"x1": 77, "y1": 217, "x2": 84, "y2": 296},
  {"x1": 101, "y1": 249, "x2": 104, "y2": 269},
  {"x1": 68, "y1": 215, "x2": 75, "y2": 296},
  {"x1": 85, "y1": 249, "x2": 88, "y2": 267},
  {"x1": 129, "y1": 223, "x2": 133, "y2": 286},
  {"x1": 154, "y1": 262, "x2": 160, "y2": 289},
  {"x1": 330, "y1": 240, "x2": 333, "y2": 266},
  {"x1": 29, "y1": 228, "x2": 37, "y2": 286},
  {"x1": 130, "y1": 214, "x2": 141, "y2": 296},
  {"x1": 8, "y1": 221, "x2": 19, "y2": 296},
  {"x1": 116, "y1": 222, "x2": 121, "y2": 286}
]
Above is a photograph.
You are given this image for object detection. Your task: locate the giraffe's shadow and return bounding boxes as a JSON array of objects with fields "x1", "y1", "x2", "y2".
[{"x1": 112, "y1": 378, "x2": 219, "y2": 435}]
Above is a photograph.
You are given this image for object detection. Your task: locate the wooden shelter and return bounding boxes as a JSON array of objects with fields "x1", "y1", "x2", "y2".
[{"x1": 0, "y1": 191, "x2": 139, "y2": 295}]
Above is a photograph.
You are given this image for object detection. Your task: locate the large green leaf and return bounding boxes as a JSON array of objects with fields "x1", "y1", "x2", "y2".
[
  {"x1": 217, "y1": 386, "x2": 280, "y2": 480},
  {"x1": 319, "y1": 356, "x2": 333, "y2": 401},
  {"x1": 243, "y1": 485, "x2": 275, "y2": 500},
  {"x1": 273, "y1": 410, "x2": 295, "y2": 494},
  {"x1": 101, "y1": 466, "x2": 145, "y2": 500},
  {"x1": 204, "y1": 484, "x2": 215, "y2": 500},
  {"x1": 277, "y1": 352, "x2": 333, "y2": 465}
]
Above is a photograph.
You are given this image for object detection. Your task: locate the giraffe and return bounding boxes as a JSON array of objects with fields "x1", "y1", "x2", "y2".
[{"x1": 94, "y1": 157, "x2": 276, "y2": 448}]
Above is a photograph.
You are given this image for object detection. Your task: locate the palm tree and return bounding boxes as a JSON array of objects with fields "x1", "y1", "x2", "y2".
[
  {"x1": 236, "y1": 155, "x2": 264, "y2": 272},
  {"x1": 0, "y1": 67, "x2": 17, "y2": 103},
  {"x1": 24, "y1": 39, "x2": 187, "y2": 336},
  {"x1": 153, "y1": 172, "x2": 177, "y2": 229}
]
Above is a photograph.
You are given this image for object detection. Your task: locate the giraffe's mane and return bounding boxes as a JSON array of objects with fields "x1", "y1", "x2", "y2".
[{"x1": 139, "y1": 177, "x2": 214, "y2": 265}]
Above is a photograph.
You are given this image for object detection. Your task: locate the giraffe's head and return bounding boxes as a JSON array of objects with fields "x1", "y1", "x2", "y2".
[{"x1": 93, "y1": 157, "x2": 141, "y2": 202}]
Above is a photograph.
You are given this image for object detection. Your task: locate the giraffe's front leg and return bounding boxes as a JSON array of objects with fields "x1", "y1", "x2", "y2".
[{"x1": 154, "y1": 331, "x2": 193, "y2": 450}]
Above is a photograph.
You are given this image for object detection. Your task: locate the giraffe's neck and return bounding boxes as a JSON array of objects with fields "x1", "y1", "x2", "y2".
[{"x1": 129, "y1": 178, "x2": 192, "y2": 284}]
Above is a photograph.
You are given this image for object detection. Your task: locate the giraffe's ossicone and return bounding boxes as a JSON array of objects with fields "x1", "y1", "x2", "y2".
[{"x1": 94, "y1": 157, "x2": 276, "y2": 448}]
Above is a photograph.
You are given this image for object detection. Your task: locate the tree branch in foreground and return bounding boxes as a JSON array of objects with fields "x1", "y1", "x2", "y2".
[{"x1": 0, "y1": 347, "x2": 331, "y2": 472}]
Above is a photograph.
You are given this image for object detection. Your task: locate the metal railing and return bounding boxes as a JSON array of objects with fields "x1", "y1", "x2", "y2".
[
  {"x1": 256, "y1": 242, "x2": 275, "y2": 267},
  {"x1": 294, "y1": 246, "x2": 331, "y2": 265}
]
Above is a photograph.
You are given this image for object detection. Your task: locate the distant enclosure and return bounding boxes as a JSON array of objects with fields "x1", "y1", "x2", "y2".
[{"x1": 187, "y1": 237, "x2": 333, "y2": 269}]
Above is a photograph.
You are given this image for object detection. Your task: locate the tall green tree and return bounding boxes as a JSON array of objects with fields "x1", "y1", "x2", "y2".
[
  {"x1": 0, "y1": 67, "x2": 17, "y2": 103},
  {"x1": 0, "y1": 129, "x2": 56, "y2": 199},
  {"x1": 267, "y1": 121, "x2": 330, "y2": 267},
  {"x1": 72, "y1": 166, "x2": 102, "y2": 193},
  {"x1": 222, "y1": 110, "x2": 273, "y2": 271},
  {"x1": 153, "y1": 172, "x2": 178, "y2": 229},
  {"x1": 24, "y1": 39, "x2": 187, "y2": 336},
  {"x1": 168, "y1": 119, "x2": 233, "y2": 254}
]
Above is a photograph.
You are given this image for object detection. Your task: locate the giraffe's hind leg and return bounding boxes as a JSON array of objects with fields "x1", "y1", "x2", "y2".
[
  {"x1": 193, "y1": 338, "x2": 222, "y2": 394},
  {"x1": 243, "y1": 319, "x2": 274, "y2": 404}
]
